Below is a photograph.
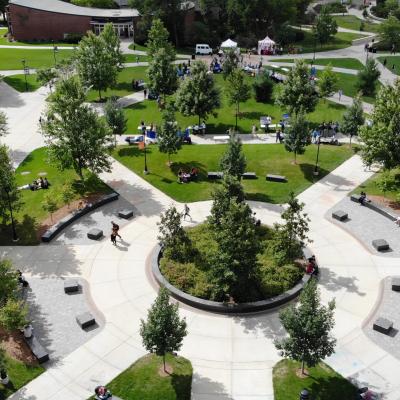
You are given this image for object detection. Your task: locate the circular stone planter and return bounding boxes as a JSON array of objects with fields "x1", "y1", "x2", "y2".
[{"x1": 151, "y1": 245, "x2": 311, "y2": 314}]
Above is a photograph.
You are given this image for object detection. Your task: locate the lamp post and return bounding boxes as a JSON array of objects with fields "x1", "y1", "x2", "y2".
[
  {"x1": 143, "y1": 134, "x2": 148, "y2": 175},
  {"x1": 314, "y1": 136, "x2": 321, "y2": 176},
  {"x1": 53, "y1": 45, "x2": 58, "y2": 68},
  {"x1": 21, "y1": 59, "x2": 28, "y2": 92},
  {"x1": 4, "y1": 187, "x2": 19, "y2": 242}
]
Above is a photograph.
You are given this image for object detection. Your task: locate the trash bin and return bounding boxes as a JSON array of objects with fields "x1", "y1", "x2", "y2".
[
  {"x1": 191, "y1": 54, "x2": 196, "y2": 60},
  {"x1": 300, "y1": 389, "x2": 310, "y2": 400}
]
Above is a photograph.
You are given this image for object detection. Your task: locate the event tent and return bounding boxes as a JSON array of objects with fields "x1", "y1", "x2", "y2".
[
  {"x1": 257, "y1": 36, "x2": 275, "y2": 54},
  {"x1": 221, "y1": 38, "x2": 238, "y2": 48}
]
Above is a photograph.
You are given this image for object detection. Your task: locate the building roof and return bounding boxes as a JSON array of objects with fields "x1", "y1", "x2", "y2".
[{"x1": 9, "y1": 0, "x2": 139, "y2": 17}]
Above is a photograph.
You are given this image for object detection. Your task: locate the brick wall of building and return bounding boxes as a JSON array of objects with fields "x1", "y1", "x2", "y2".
[{"x1": 8, "y1": 4, "x2": 91, "y2": 41}]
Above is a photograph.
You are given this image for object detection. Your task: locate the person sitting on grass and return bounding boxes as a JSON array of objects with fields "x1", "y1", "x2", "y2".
[{"x1": 190, "y1": 167, "x2": 198, "y2": 179}]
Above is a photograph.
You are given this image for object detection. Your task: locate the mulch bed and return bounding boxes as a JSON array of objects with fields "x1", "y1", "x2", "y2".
[{"x1": 0, "y1": 328, "x2": 37, "y2": 366}]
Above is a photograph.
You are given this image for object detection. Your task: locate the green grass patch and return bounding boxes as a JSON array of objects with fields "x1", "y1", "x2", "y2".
[
  {"x1": 97, "y1": 354, "x2": 192, "y2": 400},
  {"x1": 0, "y1": 147, "x2": 112, "y2": 245},
  {"x1": 273, "y1": 360, "x2": 357, "y2": 400},
  {"x1": 123, "y1": 54, "x2": 150, "y2": 63},
  {"x1": 112, "y1": 143, "x2": 353, "y2": 203},
  {"x1": 3, "y1": 74, "x2": 41, "y2": 92},
  {"x1": 272, "y1": 58, "x2": 364, "y2": 70},
  {"x1": 86, "y1": 66, "x2": 148, "y2": 101},
  {"x1": 128, "y1": 43, "x2": 149, "y2": 52},
  {"x1": 377, "y1": 56, "x2": 400, "y2": 75},
  {"x1": 332, "y1": 15, "x2": 380, "y2": 33},
  {"x1": 0, "y1": 48, "x2": 73, "y2": 70},
  {"x1": 0, "y1": 355, "x2": 44, "y2": 400}
]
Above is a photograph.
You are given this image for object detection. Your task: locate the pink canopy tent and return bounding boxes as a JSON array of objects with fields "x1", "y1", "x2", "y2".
[{"x1": 257, "y1": 36, "x2": 276, "y2": 55}]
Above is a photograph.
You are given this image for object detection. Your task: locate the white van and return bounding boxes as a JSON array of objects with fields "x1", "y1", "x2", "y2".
[{"x1": 195, "y1": 44, "x2": 213, "y2": 55}]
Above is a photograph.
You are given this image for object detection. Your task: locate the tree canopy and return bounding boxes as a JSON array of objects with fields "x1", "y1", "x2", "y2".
[
  {"x1": 318, "y1": 64, "x2": 338, "y2": 99},
  {"x1": 312, "y1": 6, "x2": 338, "y2": 45},
  {"x1": 378, "y1": 15, "x2": 400, "y2": 49},
  {"x1": 219, "y1": 131, "x2": 246, "y2": 179},
  {"x1": 341, "y1": 95, "x2": 364, "y2": 144},
  {"x1": 356, "y1": 58, "x2": 380, "y2": 97},
  {"x1": 284, "y1": 110, "x2": 310, "y2": 163}
]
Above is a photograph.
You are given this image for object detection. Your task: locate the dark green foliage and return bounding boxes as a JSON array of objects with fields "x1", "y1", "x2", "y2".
[
  {"x1": 145, "y1": 18, "x2": 175, "y2": 58},
  {"x1": 219, "y1": 132, "x2": 246, "y2": 180},
  {"x1": 253, "y1": 72, "x2": 274, "y2": 103},
  {"x1": 284, "y1": 110, "x2": 310, "y2": 163},
  {"x1": 313, "y1": 7, "x2": 338, "y2": 45},
  {"x1": 158, "y1": 102, "x2": 181, "y2": 164},
  {"x1": 104, "y1": 97, "x2": 127, "y2": 138},
  {"x1": 356, "y1": 58, "x2": 380, "y2": 96},
  {"x1": 71, "y1": 0, "x2": 115, "y2": 7},
  {"x1": 341, "y1": 95, "x2": 364, "y2": 143},
  {"x1": 275, "y1": 279, "x2": 336, "y2": 374},
  {"x1": 0, "y1": 259, "x2": 18, "y2": 306},
  {"x1": 222, "y1": 49, "x2": 240, "y2": 79}
]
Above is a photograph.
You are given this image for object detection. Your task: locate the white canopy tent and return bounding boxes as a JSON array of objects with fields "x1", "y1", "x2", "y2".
[
  {"x1": 220, "y1": 38, "x2": 238, "y2": 49},
  {"x1": 257, "y1": 36, "x2": 275, "y2": 55}
]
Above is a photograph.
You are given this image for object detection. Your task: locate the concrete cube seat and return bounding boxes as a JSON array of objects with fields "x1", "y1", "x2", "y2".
[
  {"x1": 87, "y1": 228, "x2": 103, "y2": 240},
  {"x1": 332, "y1": 210, "x2": 348, "y2": 221},
  {"x1": 64, "y1": 279, "x2": 79, "y2": 293},
  {"x1": 266, "y1": 174, "x2": 286, "y2": 183},
  {"x1": 76, "y1": 312, "x2": 96, "y2": 329},
  {"x1": 392, "y1": 277, "x2": 400, "y2": 292},
  {"x1": 242, "y1": 172, "x2": 257, "y2": 179},
  {"x1": 372, "y1": 239, "x2": 389, "y2": 252},
  {"x1": 118, "y1": 209, "x2": 134, "y2": 219},
  {"x1": 373, "y1": 317, "x2": 393, "y2": 335}
]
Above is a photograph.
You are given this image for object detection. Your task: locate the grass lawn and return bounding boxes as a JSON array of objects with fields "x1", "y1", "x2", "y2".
[
  {"x1": 0, "y1": 355, "x2": 44, "y2": 400},
  {"x1": 86, "y1": 66, "x2": 148, "y2": 101},
  {"x1": 3, "y1": 74, "x2": 41, "y2": 92},
  {"x1": 0, "y1": 48, "x2": 73, "y2": 70},
  {"x1": 97, "y1": 354, "x2": 192, "y2": 400},
  {"x1": 332, "y1": 15, "x2": 380, "y2": 33},
  {"x1": 0, "y1": 28, "x2": 77, "y2": 47},
  {"x1": 294, "y1": 30, "x2": 367, "y2": 54},
  {"x1": 123, "y1": 54, "x2": 150, "y2": 63},
  {"x1": 0, "y1": 147, "x2": 113, "y2": 245},
  {"x1": 122, "y1": 74, "x2": 348, "y2": 135},
  {"x1": 112, "y1": 143, "x2": 353, "y2": 203},
  {"x1": 273, "y1": 360, "x2": 357, "y2": 400},
  {"x1": 377, "y1": 56, "x2": 400, "y2": 75},
  {"x1": 128, "y1": 42, "x2": 149, "y2": 52},
  {"x1": 272, "y1": 58, "x2": 364, "y2": 70}
]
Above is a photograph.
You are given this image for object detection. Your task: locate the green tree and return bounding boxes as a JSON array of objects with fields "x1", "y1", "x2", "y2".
[
  {"x1": 219, "y1": 131, "x2": 246, "y2": 179},
  {"x1": 71, "y1": 0, "x2": 115, "y2": 7},
  {"x1": 145, "y1": 18, "x2": 175, "y2": 58},
  {"x1": 147, "y1": 47, "x2": 178, "y2": 102},
  {"x1": 318, "y1": 64, "x2": 338, "y2": 100},
  {"x1": 36, "y1": 68, "x2": 58, "y2": 92},
  {"x1": 104, "y1": 97, "x2": 127, "y2": 144},
  {"x1": 222, "y1": 49, "x2": 240, "y2": 79},
  {"x1": 268, "y1": 192, "x2": 311, "y2": 266},
  {"x1": 175, "y1": 61, "x2": 220, "y2": 125},
  {"x1": 253, "y1": 72, "x2": 274, "y2": 103},
  {"x1": 284, "y1": 110, "x2": 309, "y2": 163},
  {"x1": 0, "y1": 259, "x2": 18, "y2": 306},
  {"x1": 61, "y1": 183, "x2": 75, "y2": 209},
  {"x1": 158, "y1": 102, "x2": 181, "y2": 165},
  {"x1": 379, "y1": 15, "x2": 400, "y2": 49},
  {"x1": 42, "y1": 76, "x2": 114, "y2": 180},
  {"x1": 275, "y1": 279, "x2": 336, "y2": 375},
  {"x1": 376, "y1": 170, "x2": 398, "y2": 200},
  {"x1": 275, "y1": 59, "x2": 319, "y2": 114},
  {"x1": 140, "y1": 287, "x2": 187, "y2": 372},
  {"x1": 157, "y1": 205, "x2": 192, "y2": 262},
  {"x1": 75, "y1": 23, "x2": 122, "y2": 100},
  {"x1": 356, "y1": 58, "x2": 381, "y2": 97},
  {"x1": 42, "y1": 192, "x2": 58, "y2": 222},
  {"x1": 341, "y1": 95, "x2": 364, "y2": 147},
  {"x1": 225, "y1": 68, "x2": 251, "y2": 131},
  {"x1": 359, "y1": 80, "x2": 400, "y2": 169},
  {"x1": 0, "y1": 298, "x2": 28, "y2": 332},
  {"x1": 0, "y1": 144, "x2": 22, "y2": 225},
  {"x1": 312, "y1": 6, "x2": 338, "y2": 45},
  {"x1": 0, "y1": 111, "x2": 8, "y2": 137},
  {"x1": 211, "y1": 199, "x2": 259, "y2": 302}
]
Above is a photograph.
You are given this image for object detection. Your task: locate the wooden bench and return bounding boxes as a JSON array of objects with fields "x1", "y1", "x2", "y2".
[
  {"x1": 208, "y1": 172, "x2": 224, "y2": 180},
  {"x1": 266, "y1": 174, "x2": 286, "y2": 183},
  {"x1": 373, "y1": 317, "x2": 393, "y2": 335},
  {"x1": 242, "y1": 172, "x2": 257, "y2": 179},
  {"x1": 25, "y1": 335, "x2": 49, "y2": 363}
]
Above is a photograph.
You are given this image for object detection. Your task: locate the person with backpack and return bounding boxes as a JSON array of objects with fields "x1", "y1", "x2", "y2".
[{"x1": 111, "y1": 221, "x2": 121, "y2": 240}]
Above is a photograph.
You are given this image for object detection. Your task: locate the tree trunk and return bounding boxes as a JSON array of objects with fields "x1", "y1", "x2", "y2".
[
  {"x1": 163, "y1": 353, "x2": 166, "y2": 372},
  {"x1": 294, "y1": 151, "x2": 297, "y2": 164},
  {"x1": 301, "y1": 359, "x2": 305, "y2": 375},
  {"x1": 198, "y1": 115, "x2": 201, "y2": 125},
  {"x1": 235, "y1": 102, "x2": 239, "y2": 131},
  {"x1": 349, "y1": 134, "x2": 352, "y2": 148},
  {"x1": 98, "y1": 89, "x2": 102, "y2": 101}
]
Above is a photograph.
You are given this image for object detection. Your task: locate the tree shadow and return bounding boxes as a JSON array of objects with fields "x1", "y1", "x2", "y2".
[
  {"x1": 319, "y1": 268, "x2": 366, "y2": 296},
  {"x1": 245, "y1": 192, "x2": 275, "y2": 203},
  {"x1": 191, "y1": 373, "x2": 234, "y2": 400},
  {"x1": 299, "y1": 163, "x2": 330, "y2": 184},
  {"x1": 308, "y1": 374, "x2": 358, "y2": 399},
  {"x1": 170, "y1": 365, "x2": 193, "y2": 400},
  {"x1": 117, "y1": 146, "x2": 147, "y2": 158},
  {"x1": 0, "y1": 215, "x2": 39, "y2": 246}
]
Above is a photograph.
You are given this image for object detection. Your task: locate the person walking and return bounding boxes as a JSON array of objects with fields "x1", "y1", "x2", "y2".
[
  {"x1": 391, "y1": 43, "x2": 396, "y2": 55},
  {"x1": 183, "y1": 204, "x2": 191, "y2": 221},
  {"x1": 143, "y1": 88, "x2": 147, "y2": 99},
  {"x1": 338, "y1": 89, "x2": 343, "y2": 101},
  {"x1": 383, "y1": 58, "x2": 387, "y2": 67},
  {"x1": 111, "y1": 221, "x2": 121, "y2": 240},
  {"x1": 111, "y1": 231, "x2": 117, "y2": 245}
]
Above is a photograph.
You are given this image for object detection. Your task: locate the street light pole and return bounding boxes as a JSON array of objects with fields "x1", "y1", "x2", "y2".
[
  {"x1": 5, "y1": 188, "x2": 19, "y2": 242},
  {"x1": 314, "y1": 137, "x2": 321, "y2": 176},
  {"x1": 21, "y1": 59, "x2": 28, "y2": 92}
]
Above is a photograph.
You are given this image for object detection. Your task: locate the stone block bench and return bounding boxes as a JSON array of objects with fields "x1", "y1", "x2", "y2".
[
  {"x1": 87, "y1": 228, "x2": 103, "y2": 240},
  {"x1": 76, "y1": 312, "x2": 96, "y2": 329},
  {"x1": 118, "y1": 209, "x2": 134, "y2": 219},
  {"x1": 350, "y1": 194, "x2": 397, "y2": 222},
  {"x1": 266, "y1": 174, "x2": 287, "y2": 183},
  {"x1": 242, "y1": 172, "x2": 257, "y2": 179},
  {"x1": 373, "y1": 317, "x2": 393, "y2": 335},
  {"x1": 372, "y1": 239, "x2": 389, "y2": 252},
  {"x1": 25, "y1": 335, "x2": 49, "y2": 363},
  {"x1": 41, "y1": 192, "x2": 119, "y2": 242},
  {"x1": 332, "y1": 210, "x2": 348, "y2": 221},
  {"x1": 208, "y1": 172, "x2": 224, "y2": 180},
  {"x1": 64, "y1": 279, "x2": 79, "y2": 293},
  {"x1": 392, "y1": 277, "x2": 400, "y2": 291}
]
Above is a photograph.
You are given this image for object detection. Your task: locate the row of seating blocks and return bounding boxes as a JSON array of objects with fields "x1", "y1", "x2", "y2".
[
  {"x1": 87, "y1": 209, "x2": 134, "y2": 240},
  {"x1": 207, "y1": 173, "x2": 287, "y2": 182}
]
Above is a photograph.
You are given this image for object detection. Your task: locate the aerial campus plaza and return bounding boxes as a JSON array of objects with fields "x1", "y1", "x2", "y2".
[{"x1": 1, "y1": 0, "x2": 400, "y2": 399}]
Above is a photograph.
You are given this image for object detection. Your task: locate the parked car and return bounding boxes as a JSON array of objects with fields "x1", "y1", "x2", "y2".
[
  {"x1": 195, "y1": 44, "x2": 213, "y2": 55},
  {"x1": 125, "y1": 135, "x2": 157, "y2": 145}
]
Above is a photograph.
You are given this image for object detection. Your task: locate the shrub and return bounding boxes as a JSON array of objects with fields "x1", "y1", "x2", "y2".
[
  {"x1": 63, "y1": 33, "x2": 84, "y2": 44},
  {"x1": 253, "y1": 73, "x2": 274, "y2": 103}
]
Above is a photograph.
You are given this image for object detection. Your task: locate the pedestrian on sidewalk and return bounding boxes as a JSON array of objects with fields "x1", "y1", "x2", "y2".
[
  {"x1": 111, "y1": 221, "x2": 121, "y2": 240},
  {"x1": 144, "y1": 88, "x2": 147, "y2": 99},
  {"x1": 392, "y1": 64, "x2": 396, "y2": 73},
  {"x1": 136, "y1": 56, "x2": 139, "y2": 63},
  {"x1": 111, "y1": 232, "x2": 117, "y2": 245},
  {"x1": 383, "y1": 58, "x2": 387, "y2": 67},
  {"x1": 338, "y1": 89, "x2": 343, "y2": 102},
  {"x1": 391, "y1": 44, "x2": 396, "y2": 55},
  {"x1": 183, "y1": 204, "x2": 192, "y2": 221}
]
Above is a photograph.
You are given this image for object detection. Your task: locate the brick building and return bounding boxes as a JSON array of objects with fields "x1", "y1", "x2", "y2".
[{"x1": 6, "y1": 0, "x2": 139, "y2": 42}]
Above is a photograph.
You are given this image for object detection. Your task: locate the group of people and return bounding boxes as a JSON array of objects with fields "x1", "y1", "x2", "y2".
[
  {"x1": 178, "y1": 167, "x2": 198, "y2": 183},
  {"x1": 177, "y1": 62, "x2": 191, "y2": 78},
  {"x1": 110, "y1": 221, "x2": 121, "y2": 246},
  {"x1": 19, "y1": 177, "x2": 50, "y2": 191},
  {"x1": 94, "y1": 385, "x2": 112, "y2": 400},
  {"x1": 306, "y1": 255, "x2": 319, "y2": 277}
]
